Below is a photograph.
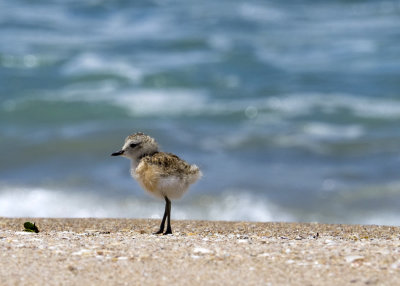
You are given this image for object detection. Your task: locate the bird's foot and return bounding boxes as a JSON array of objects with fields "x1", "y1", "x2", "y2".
[
  {"x1": 153, "y1": 229, "x2": 164, "y2": 235},
  {"x1": 163, "y1": 228, "x2": 172, "y2": 235}
]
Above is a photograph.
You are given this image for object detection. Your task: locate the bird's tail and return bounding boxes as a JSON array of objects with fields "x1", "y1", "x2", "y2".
[{"x1": 188, "y1": 164, "x2": 202, "y2": 184}]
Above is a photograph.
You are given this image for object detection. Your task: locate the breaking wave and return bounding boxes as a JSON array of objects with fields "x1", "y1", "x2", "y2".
[{"x1": 0, "y1": 185, "x2": 291, "y2": 222}]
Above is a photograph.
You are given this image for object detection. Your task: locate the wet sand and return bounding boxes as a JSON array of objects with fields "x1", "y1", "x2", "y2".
[{"x1": 1, "y1": 217, "x2": 399, "y2": 285}]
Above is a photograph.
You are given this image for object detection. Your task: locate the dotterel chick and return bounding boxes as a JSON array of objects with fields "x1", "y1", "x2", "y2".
[{"x1": 111, "y1": 132, "x2": 202, "y2": 235}]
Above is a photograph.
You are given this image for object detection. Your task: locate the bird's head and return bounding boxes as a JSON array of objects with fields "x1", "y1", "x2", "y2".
[{"x1": 111, "y1": 132, "x2": 159, "y2": 161}]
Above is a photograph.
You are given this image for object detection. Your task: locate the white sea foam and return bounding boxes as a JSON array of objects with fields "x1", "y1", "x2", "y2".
[
  {"x1": 62, "y1": 50, "x2": 219, "y2": 82},
  {"x1": 111, "y1": 90, "x2": 209, "y2": 116},
  {"x1": 5, "y1": 87, "x2": 400, "y2": 122},
  {"x1": 62, "y1": 53, "x2": 143, "y2": 82},
  {"x1": 23, "y1": 81, "x2": 210, "y2": 117},
  {"x1": 1, "y1": 185, "x2": 400, "y2": 226},
  {"x1": 264, "y1": 93, "x2": 400, "y2": 119},
  {"x1": 302, "y1": 122, "x2": 364, "y2": 140},
  {"x1": 0, "y1": 185, "x2": 291, "y2": 222},
  {"x1": 61, "y1": 86, "x2": 400, "y2": 120},
  {"x1": 177, "y1": 192, "x2": 294, "y2": 222}
]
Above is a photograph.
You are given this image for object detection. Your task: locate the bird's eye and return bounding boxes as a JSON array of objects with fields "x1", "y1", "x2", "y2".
[{"x1": 130, "y1": 143, "x2": 139, "y2": 148}]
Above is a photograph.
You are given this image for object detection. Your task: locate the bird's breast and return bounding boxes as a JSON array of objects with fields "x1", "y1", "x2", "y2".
[
  {"x1": 131, "y1": 158, "x2": 199, "y2": 200},
  {"x1": 132, "y1": 164, "x2": 159, "y2": 193}
]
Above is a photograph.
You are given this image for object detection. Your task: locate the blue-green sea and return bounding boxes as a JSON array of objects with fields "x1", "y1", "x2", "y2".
[{"x1": 1, "y1": 0, "x2": 400, "y2": 225}]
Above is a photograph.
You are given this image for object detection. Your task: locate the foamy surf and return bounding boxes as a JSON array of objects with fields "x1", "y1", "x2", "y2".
[
  {"x1": 2, "y1": 185, "x2": 400, "y2": 226},
  {"x1": 0, "y1": 186, "x2": 292, "y2": 223}
]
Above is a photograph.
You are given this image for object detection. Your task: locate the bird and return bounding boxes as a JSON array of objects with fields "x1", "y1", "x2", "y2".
[{"x1": 111, "y1": 132, "x2": 202, "y2": 235}]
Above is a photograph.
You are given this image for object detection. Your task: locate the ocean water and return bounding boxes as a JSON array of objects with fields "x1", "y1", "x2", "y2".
[{"x1": 1, "y1": 0, "x2": 400, "y2": 225}]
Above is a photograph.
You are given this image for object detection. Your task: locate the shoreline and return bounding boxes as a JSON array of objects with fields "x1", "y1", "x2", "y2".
[{"x1": 1, "y1": 218, "x2": 400, "y2": 285}]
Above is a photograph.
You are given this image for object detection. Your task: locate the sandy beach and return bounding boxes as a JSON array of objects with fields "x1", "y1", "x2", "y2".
[{"x1": 1, "y1": 218, "x2": 399, "y2": 285}]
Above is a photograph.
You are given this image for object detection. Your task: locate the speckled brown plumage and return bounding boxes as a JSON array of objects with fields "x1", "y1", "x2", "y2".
[{"x1": 140, "y1": 152, "x2": 198, "y2": 177}]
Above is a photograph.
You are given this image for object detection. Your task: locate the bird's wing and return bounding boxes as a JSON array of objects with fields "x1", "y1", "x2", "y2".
[{"x1": 139, "y1": 152, "x2": 193, "y2": 177}]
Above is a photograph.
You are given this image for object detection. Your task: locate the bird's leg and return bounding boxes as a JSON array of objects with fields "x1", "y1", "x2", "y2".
[
  {"x1": 163, "y1": 197, "x2": 172, "y2": 235},
  {"x1": 154, "y1": 197, "x2": 168, "y2": 234}
]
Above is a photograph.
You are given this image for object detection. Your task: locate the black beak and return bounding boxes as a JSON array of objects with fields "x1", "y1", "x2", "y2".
[{"x1": 111, "y1": 150, "x2": 124, "y2": 156}]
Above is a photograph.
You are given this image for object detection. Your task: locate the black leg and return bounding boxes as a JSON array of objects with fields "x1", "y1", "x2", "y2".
[
  {"x1": 154, "y1": 197, "x2": 168, "y2": 234},
  {"x1": 163, "y1": 197, "x2": 172, "y2": 235}
]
